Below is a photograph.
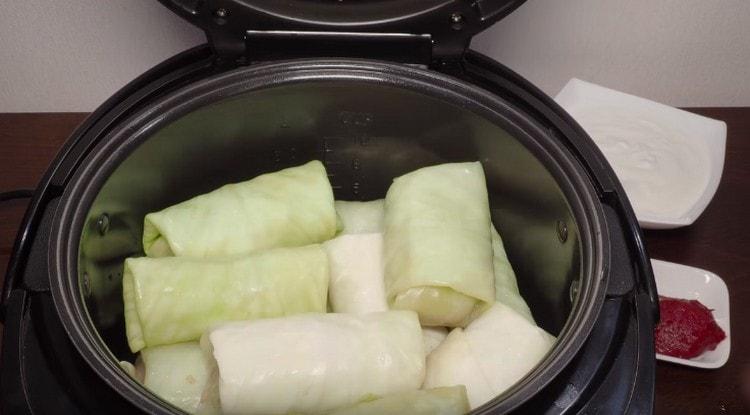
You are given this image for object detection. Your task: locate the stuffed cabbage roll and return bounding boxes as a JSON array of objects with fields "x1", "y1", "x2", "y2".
[
  {"x1": 202, "y1": 311, "x2": 425, "y2": 415},
  {"x1": 490, "y1": 226, "x2": 534, "y2": 322},
  {"x1": 384, "y1": 162, "x2": 495, "y2": 327},
  {"x1": 335, "y1": 200, "x2": 385, "y2": 234},
  {"x1": 123, "y1": 245, "x2": 328, "y2": 352},
  {"x1": 328, "y1": 386, "x2": 469, "y2": 415},
  {"x1": 135, "y1": 342, "x2": 219, "y2": 415},
  {"x1": 143, "y1": 160, "x2": 336, "y2": 257},
  {"x1": 324, "y1": 233, "x2": 388, "y2": 314},
  {"x1": 423, "y1": 303, "x2": 556, "y2": 409}
]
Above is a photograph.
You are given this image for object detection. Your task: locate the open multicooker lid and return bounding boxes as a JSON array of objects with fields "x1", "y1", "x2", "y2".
[{"x1": 159, "y1": 0, "x2": 526, "y2": 61}]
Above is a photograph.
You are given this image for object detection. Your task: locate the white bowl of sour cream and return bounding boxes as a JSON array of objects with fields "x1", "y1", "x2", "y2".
[{"x1": 555, "y1": 79, "x2": 726, "y2": 229}]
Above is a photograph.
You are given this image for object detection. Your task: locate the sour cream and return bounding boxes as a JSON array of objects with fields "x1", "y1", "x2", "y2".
[{"x1": 569, "y1": 106, "x2": 711, "y2": 219}]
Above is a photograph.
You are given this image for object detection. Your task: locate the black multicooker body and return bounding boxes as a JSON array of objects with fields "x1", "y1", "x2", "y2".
[{"x1": 1, "y1": 1, "x2": 657, "y2": 413}]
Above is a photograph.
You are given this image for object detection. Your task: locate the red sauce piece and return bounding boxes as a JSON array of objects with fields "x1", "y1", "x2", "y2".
[{"x1": 655, "y1": 295, "x2": 726, "y2": 359}]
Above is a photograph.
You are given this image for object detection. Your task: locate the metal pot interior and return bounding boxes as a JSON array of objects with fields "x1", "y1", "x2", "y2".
[{"x1": 62, "y1": 61, "x2": 605, "y2": 413}]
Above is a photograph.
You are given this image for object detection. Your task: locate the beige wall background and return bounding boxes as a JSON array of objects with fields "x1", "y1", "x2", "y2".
[{"x1": 1, "y1": 0, "x2": 748, "y2": 112}]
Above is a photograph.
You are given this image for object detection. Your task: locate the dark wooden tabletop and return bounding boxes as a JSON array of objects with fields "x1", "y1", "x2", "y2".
[{"x1": 0, "y1": 110, "x2": 748, "y2": 413}]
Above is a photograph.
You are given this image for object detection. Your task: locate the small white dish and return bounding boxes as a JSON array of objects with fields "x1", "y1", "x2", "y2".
[
  {"x1": 555, "y1": 79, "x2": 726, "y2": 229},
  {"x1": 651, "y1": 259, "x2": 730, "y2": 369}
]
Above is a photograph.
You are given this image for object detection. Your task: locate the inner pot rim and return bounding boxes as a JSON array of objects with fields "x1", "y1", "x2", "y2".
[{"x1": 49, "y1": 58, "x2": 608, "y2": 414}]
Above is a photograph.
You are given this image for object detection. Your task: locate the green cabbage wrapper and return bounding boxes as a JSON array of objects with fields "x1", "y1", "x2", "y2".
[
  {"x1": 142, "y1": 160, "x2": 336, "y2": 258},
  {"x1": 135, "y1": 342, "x2": 220, "y2": 415},
  {"x1": 123, "y1": 245, "x2": 328, "y2": 352},
  {"x1": 334, "y1": 200, "x2": 385, "y2": 234},
  {"x1": 328, "y1": 386, "x2": 469, "y2": 415},
  {"x1": 384, "y1": 162, "x2": 495, "y2": 327},
  {"x1": 490, "y1": 226, "x2": 534, "y2": 322}
]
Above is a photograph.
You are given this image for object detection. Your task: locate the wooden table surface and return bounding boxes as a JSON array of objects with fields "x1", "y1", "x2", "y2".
[{"x1": 1, "y1": 110, "x2": 748, "y2": 413}]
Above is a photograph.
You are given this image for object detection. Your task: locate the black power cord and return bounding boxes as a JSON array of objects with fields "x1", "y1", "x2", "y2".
[{"x1": 0, "y1": 189, "x2": 35, "y2": 203}]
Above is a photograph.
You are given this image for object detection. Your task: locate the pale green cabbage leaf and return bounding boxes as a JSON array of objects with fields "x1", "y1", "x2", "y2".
[
  {"x1": 384, "y1": 162, "x2": 495, "y2": 327},
  {"x1": 334, "y1": 200, "x2": 384, "y2": 234},
  {"x1": 143, "y1": 160, "x2": 336, "y2": 258},
  {"x1": 490, "y1": 226, "x2": 534, "y2": 322},
  {"x1": 123, "y1": 245, "x2": 329, "y2": 352},
  {"x1": 324, "y1": 233, "x2": 388, "y2": 314},
  {"x1": 327, "y1": 386, "x2": 469, "y2": 415},
  {"x1": 135, "y1": 342, "x2": 220, "y2": 415},
  {"x1": 424, "y1": 303, "x2": 556, "y2": 409},
  {"x1": 202, "y1": 311, "x2": 425, "y2": 415}
]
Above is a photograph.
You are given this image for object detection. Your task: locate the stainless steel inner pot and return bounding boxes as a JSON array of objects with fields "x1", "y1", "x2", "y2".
[{"x1": 50, "y1": 59, "x2": 607, "y2": 414}]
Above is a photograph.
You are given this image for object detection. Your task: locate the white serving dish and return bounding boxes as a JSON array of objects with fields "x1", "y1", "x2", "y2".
[
  {"x1": 555, "y1": 79, "x2": 726, "y2": 229},
  {"x1": 651, "y1": 259, "x2": 730, "y2": 369}
]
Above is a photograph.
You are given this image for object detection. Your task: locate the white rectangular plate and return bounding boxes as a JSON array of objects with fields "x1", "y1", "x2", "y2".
[
  {"x1": 555, "y1": 79, "x2": 726, "y2": 229},
  {"x1": 652, "y1": 259, "x2": 730, "y2": 369}
]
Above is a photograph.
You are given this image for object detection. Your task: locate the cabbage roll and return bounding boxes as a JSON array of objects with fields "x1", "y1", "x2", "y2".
[
  {"x1": 422, "y1": 327, "x2": 449, "y2": 355},
  {"x1": 384, "y1": 162, "x2": 495, "y2": 327},
  {"x1": 203, "y1": 311, "x2": 425, "y2": 415},
  {"x1": 123, "y1": 245, "x2": 328, "y2": 352},
  {"x1": 490, "y1": 226, "x2": 534, "y2": 322},
  {"x1": 328, "y1": 386, "x2": 469, "y2": 415},
  {"x1": 423, "y1": 303, "x2": 556, "y2": 409},
  {"x1": 335, "y1": 200, "x2": 384, "y2": 234},
  {"x1": 143, "y1": 160, "x2": 336, "y2": 257},
  {"x1": 324, "y1": 233, "x2": 387, "y2": 314},
  {"x1": 135, "y1": 342, "x2": 219, "y2": 415}
]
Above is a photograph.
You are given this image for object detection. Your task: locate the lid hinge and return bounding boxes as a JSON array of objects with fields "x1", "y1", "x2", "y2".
[{"x1": 239, "y1": 31, "x2": 433, "y2": 66}]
